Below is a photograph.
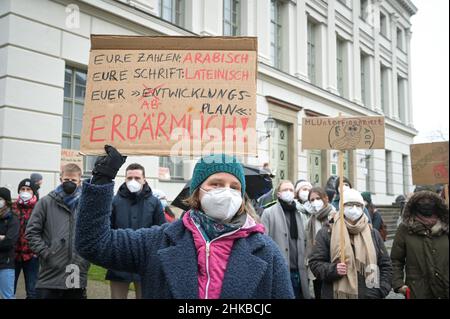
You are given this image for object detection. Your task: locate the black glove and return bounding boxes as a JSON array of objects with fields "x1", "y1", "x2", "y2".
[{"x1": 91, "y1": 145, "x2": 127, "y2": 185}]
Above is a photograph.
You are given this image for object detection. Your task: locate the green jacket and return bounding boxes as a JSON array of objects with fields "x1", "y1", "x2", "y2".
[{"x1": 390, "y1": 191, "x2": 449, "y2": 299}]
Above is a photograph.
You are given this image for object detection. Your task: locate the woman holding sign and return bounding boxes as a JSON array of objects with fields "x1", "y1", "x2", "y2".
[
  {"x1": 75, "y1": 145, "x2": 294, "y2": 299},
  {"x1": 308, "y1": 189, "x2": 392, "y2": 299}
]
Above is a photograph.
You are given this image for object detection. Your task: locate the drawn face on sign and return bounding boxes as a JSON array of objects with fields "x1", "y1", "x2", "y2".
[{"x1": 328, "y1": 121, "x2": 375, "y2": 150}]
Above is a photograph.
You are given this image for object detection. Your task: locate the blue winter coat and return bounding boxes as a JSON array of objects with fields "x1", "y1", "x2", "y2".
[
  {"x1": 105, "y1": 182, "x2": 166, "y2": 283},
  {"x1": 76, "y1": 181, "x2": 294, "y2": 299}
]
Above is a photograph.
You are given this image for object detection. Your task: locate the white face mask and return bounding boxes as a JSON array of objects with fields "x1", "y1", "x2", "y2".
[
  {"x1": 279, "y1": 190, "x2": 295, "y2": 203},
  {"x1": 344, "y1": 205, "x2": 363, "y2": 221},
  {"x1": 126, "y1": 179, "x2": 142, "y2": 193},
  {"x1": 0, "y1": 199, "x2": 5, "y2": 209},
  {"x1": 311, "y1": 199, "x2": 324, "y2": 212},
  {"x1": 299, "y1": 190, "x2": 310, "y2": 202},
  {"x1": 160, "y1": 199, "x2": 168, "y2": 208},
  {"x1": 19, "y1": 191, "x2": 33, "y2": 202},
  {"x1": 200, "y1": 187, "x2": 243, "y2": 222}
]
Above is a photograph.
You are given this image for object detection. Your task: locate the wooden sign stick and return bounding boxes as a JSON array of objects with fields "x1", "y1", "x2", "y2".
[{"x1": 338, "y1": 149, "x2": 346, "y2": 264}]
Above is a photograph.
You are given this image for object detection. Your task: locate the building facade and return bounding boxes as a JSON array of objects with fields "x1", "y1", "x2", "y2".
[{"x1": 0, "y1": 0, "x2": 417, "y2": 204}]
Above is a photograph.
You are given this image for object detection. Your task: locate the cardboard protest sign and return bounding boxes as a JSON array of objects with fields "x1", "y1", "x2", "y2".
[
  {"x1": 410, "y1": 141, "x2": 449, "y2": 185},
  {"x1": 158, "y1": 167, "x2": 171, "y2": 180},
  {"x1": 61, "y1": 149, "x2": 84, "y2": 172},
  {"x1": 301, "y1": 116, "x2": 385, "y2": 150},
  {"x1": 80, "y1": 35, "x2": 258, "y2": 156}
]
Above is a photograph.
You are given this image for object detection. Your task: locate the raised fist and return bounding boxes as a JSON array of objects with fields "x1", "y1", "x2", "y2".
[{"x1": 91, "y1": 145, "x2": 127, "y2": 185}]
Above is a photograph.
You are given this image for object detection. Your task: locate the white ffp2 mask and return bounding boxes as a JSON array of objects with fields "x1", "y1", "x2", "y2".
[
  {"x1": 299, "y1": 190, "x2": 310, "y2": 202},
  {"x1": 344, "y1": 206, "x2": 363, "y2": 221},
  {"x1": 200, "y1": 187, "x2": 243, "y2": 222},
  {"x1": 126, "y1": 179, "x2": 142, "y2": 193},
  {"x1": 19, "y1": 192, "x2": 32, "y2": 202},
  {"x1": 279, "y1": 191, "x2": 295, "y2": 203},
  {"x1": 311, "y1": 199, "x2": 324, "y2": 212}
]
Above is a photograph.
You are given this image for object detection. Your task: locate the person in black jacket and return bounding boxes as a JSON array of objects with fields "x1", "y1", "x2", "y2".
[
  {"x1": 308, "y1": 189, "x2": 392, "y2": 299},
  {"x1": 0, "y1": 187, "x2": 20, "y2": 299},
  {"x1": 105, "y1": 163, "x2": 166, "y2": 299}
]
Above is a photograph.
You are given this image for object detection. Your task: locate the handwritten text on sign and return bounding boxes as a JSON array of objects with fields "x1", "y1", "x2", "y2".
[
  {"x1": 410, "y1": 141, "x2": 449, "y2": 185},
  {"x1": 61, "y1": 149, "x2": 84, "y2": 173},
  {"x1": 302, "y1": 116, "x2": 385, "y2": 150},
  {"x1": 80, "y1": 38, "x2": 257, "y2": 156}
]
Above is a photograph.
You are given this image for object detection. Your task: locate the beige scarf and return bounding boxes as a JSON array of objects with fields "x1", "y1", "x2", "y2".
[{"x1": 330, "y1": 213, "x2": 377, "y2": 299}]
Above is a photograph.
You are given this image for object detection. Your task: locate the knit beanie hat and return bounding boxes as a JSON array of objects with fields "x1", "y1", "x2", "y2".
[
  {"x1": 0, "y1": 187, "x2": 11, "y2": 203},
  {"x1": 190, "y1": 154, "x2": 246, "y2": 196},
  {"x1": 18, "y1": 178, "x2": 37, "y2": 195},
  {"x1": 343, "y1": 189, "x2": 364, "y2": 205},
  {"x1": 361, "y1": 191, "x2": 372, "y2": 205},
  {"x1": 295, "y1": 181, "x2": 313, "y2": 193}
]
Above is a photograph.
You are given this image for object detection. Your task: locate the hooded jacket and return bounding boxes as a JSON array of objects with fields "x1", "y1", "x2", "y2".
[
  {"x1": 390, "y1": 191, "x2": 449, "y2": 299},
  {"x1": 106, "y1": 182, "x2": 165, "y2": 283}
]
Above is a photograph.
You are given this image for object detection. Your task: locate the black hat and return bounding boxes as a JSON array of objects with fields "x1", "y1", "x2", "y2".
[
  {"x1": 30, "y1": 173, "x2": 43, "y2": 184},
  {"x1": 18, "y1": 178, "x2": 37, "y2": 195},
  {"x1": 0, "y1": 187, "x2": 11, "y2": 203}
]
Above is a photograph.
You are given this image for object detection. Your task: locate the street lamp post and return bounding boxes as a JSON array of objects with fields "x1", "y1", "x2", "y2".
[{"x1": 263, "y1": 116, "x2": 277, "y2": 169}]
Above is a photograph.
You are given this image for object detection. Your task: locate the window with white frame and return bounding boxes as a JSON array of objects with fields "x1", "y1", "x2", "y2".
[
  {"x1": 160, "y1": 0, "x2": 184, "y2": 26},
  {"x1": 336, "y1": 37, "x2": 345, "y2": 97},
  {"x1": 380, "y1": 65, "x2": 389, "y2": 113},
  {"x1": 380, "y1": 12, "x2": 388, "y2": 37},
  {"x1": 223, "y1": 0, "x2": 240, "y2": 36},
  {"x1": 270, "y1": 0, "x2": 282, "y2": 69},
  {"x1": 307, "y1": 19, "x2": 317, "y2": 84},
  {"x1": 360, "y1": 0, "x2": 369, "y2": 21},
  {"x1": 63, "y1": 67, "x2": 97, "y2": 174},
  {"x1": 360, "y1": 53, "x2": 369, "y2": 106},
  {"x1": 159, "y1": 157, "x2": 184, "y2": 180},
  {"x1": 397, "y1": 27, "x2": 404, "y2": 50}
]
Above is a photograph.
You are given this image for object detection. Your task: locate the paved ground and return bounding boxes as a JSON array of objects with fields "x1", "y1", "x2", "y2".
[
  {"x1": 15, "y1": 239, "x2": 403, "y2": 299},
  {"x1": 15, "y1": 274, "x2": 136, "y2": 299}
]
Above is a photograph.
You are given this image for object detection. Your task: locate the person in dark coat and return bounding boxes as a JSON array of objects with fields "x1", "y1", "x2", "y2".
[
  {"x1": 391, "y1": 190, "x2": 449, "y2": 299},
  {"x1": 13, "y1": 178, "x2": 40, "y2": 299},
  {"x1": 0, "y1": 187, "x2": 20, "y2": 299},
  {"x1": 30, "y1": 173, "x2": 43, "y2": 201},
  {"x1": 152, "y1": 189, "x2": 177, "y2": 223},
  {"x1": 361, "y1": 192, "x2": 386, "y2": 241},
  {"x1": 106, "y1": 163, "x2": 166, "y2": 299},
  {"x1": 26, "y1": 164, "x2": 90, "y2": 299},
  {"x1": 331, "y1": 177, "x2": 372, "y2": 223},
  {"x1": 75, "y1": 145, "x2": 294, "y2": 299},
  {"x1": 308, "y1": 189, "x2": 392, "y2": 299}
]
